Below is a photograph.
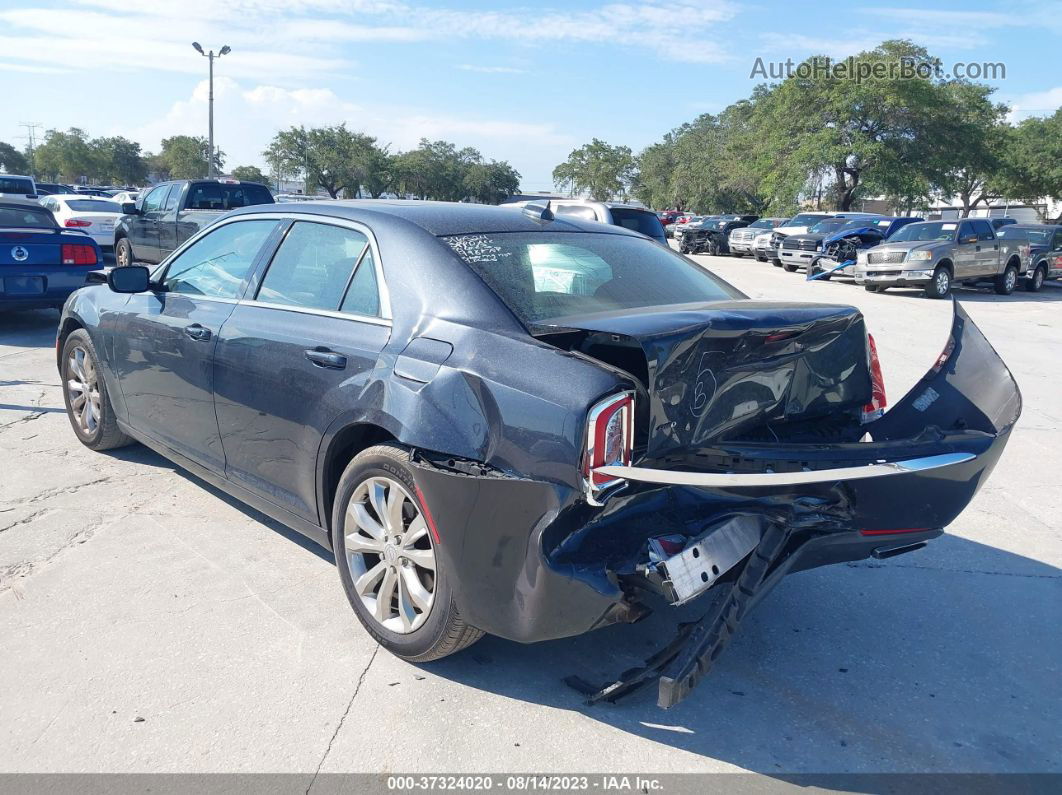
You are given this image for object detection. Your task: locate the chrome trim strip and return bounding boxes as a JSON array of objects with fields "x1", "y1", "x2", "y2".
[
  {"x1": 595, "y1": 452, "x2": 976, "y2": 487},
  {"x1": 235, "y1": 299, "x2": 392, "y2": 327}
]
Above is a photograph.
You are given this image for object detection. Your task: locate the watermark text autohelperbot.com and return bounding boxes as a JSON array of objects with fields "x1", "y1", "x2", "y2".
[{"x1": 750, "y1": 56, "x2": 1006, "y2": 83}]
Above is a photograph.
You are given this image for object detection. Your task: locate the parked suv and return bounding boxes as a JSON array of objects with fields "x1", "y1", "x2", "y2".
[
  {"x1": 502, "y1": 199, "x2": 667, "y2": 244},
  {"x1": 113, "y1": 178, "x2": 274, "y2": 265},
  {"x1": 997, "y1": 224, "x2": 1062, "y2": 292},
  {"x1": 853, "y1": 219, "x2": 1026, "y2": 298}
]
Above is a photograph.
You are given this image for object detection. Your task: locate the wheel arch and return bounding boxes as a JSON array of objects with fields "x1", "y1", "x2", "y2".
[
  {"x1": 55, "y1": 315, "x2": 86, "y2": 371},
  {"x1": 936, "y1": 258, "x2": 954, "y2": 275},
  {"x1": 317, "y1": 420, "x2": 399, "y2": 541}
]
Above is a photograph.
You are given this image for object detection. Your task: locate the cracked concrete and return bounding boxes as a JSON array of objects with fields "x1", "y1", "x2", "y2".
[{"x1": 0, "y1": 264, "x2": 1059, "y2": 776}]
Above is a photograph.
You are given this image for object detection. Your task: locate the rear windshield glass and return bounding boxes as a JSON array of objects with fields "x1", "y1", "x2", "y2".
[
  {"x1": 749, "y1": 218, "x2": 785, "y2": 229},
  {"x1": 997, "y1": 227, "x2": 1051, "y2": 243},
  {"x1": 0, "y1": 178, "x2": 35, "y2": 194},
  {"x1": 788, "y1": 213, "x2": 830, "y2": 226},
  {"x1": 186, "y1": 182, "x2": 273, "y2": 211},
  {"x1": 0, "y1": 205, "x2": 57, "y2": 228},
  {"x1": 442, "y1": 231, "x2": 741, "y2": 324},
  {"x1": 65, "y1": 200, "x2": 122, "y2": 213},
  {"x1": 609, "y1": 208, "x2": 666, "y2": 239}
]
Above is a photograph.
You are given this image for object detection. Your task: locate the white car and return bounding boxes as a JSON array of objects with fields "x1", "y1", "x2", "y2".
[
  {"x1": 111, "y1": 190, "x2": 140, "y2": 205},
  {"x1": 39, "y1": 194, "x2": 124, "y2": 251},
  {"x1": 0, "y1": 174, "x2": 40, "y2": 205}
]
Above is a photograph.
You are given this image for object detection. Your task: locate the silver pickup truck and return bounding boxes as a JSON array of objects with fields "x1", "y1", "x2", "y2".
[{"x1": 853, "y1": 218, "x2": 1026, "y2": 298}]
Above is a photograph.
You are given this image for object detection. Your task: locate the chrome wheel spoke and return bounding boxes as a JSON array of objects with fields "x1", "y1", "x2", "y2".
[
  {"x1": 385, "y1": 486, "x2": 406, "y2": 535},
  {"x1": 70, "y1": 392, "x2": 86, "y2": 412},
  {"x1": 403, "y1": 518, "x2": 429, "y2": 547},
  {"x1": 401, "y1": 547, "x2": 435, "y2": 571},
  {"x1": 349, "y1": 502, "x2": 386, "y2": 541},
  {"x1": 375, "y1": 566, "x2": 397, "y2": 622},
  {"x1": 353, "y1": 559, "x2": 386, "y2": 598},
  {"x1": 67, "y1": 378, "x2": 85, "y2": 395},
  {"x1": 368, "y1": 480, "x2": 391, "y2": 533},
  {"x1": 396, "y1": 573, "x2": 415, "y2": 632},
  {"x1": 400, "y1": 565, "x2": 432, "y2": 611},
  {"x1": 345, "y1": 529, "x2": 385, "y2": 554}
]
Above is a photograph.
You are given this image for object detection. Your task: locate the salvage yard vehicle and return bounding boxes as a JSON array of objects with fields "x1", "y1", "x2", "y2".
[
  {"x1": 806, "y1": 216, "x2": 924, "y2": 280},
  {"x1": 57, "y1": 200, "x2": 1020, "y2": 708},
  {"x1": 752, "y1": 211, "x2": 836, "y2": 263},
  {"x1": 679, "y1": 216, "x2": 758, "y2": 255},
  {"x1": 779, "y1": 216, "x2": 880, "y2": 272},
  {"x1": 854, "y1": 218, "x2": 1026, "y2": 298},
  {"x1": 40, "y1": 194, "x2": 125, "y2": 252},
  {"x1": 0, "y1": 201, "x2": 101, "y2": 310},
  {"x1": 502, "y1": 199, "x2": 668, "y2": 245},
  {"x1": 728, "y1": 217, "x2": 789, "y2": 257},
  {"x1": 996, "y1": 224, "x2": 1062, "y2": 291},
  {"x1": 113, "y1": 178, "x2": 274, "y2": 266}
]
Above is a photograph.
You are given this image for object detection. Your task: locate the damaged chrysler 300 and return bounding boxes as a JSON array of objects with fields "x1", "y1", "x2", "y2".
[{"x1": 57, "y1": 200, "x2": 1020, "y2": 707}]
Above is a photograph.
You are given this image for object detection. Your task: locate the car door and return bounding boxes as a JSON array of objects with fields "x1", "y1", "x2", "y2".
[
  {"x1": 213, "y1": 218, "x2": 391, "y2": 524},
  {"x1": 131, "y1": 184, "x2": 170, "y2": 263},
  {"x1": 972, "y1": 220, "x2": 999, "y2": 274},
  {"x1": 111, "y1": 218, "x2": 282, "y2": 472},
  {"x1": 157, "y1": 182, "x2": 183, "y2": 259},
  {"x1": 952, "y1": 221, "x2": 979, "y2": 279}
]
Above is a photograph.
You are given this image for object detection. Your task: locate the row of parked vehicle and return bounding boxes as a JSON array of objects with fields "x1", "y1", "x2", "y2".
[{"x1": 662, "y1": 209, "x2": 1062, "y2": 299}]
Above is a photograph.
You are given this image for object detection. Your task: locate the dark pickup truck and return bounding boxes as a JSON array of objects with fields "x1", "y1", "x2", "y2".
[{"x1": 113, "y1": 178, "x2": 274, "y2": 266}]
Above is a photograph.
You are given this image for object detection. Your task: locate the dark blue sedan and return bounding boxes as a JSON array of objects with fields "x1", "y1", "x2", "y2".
[
  {"x1": 56, "y1": 200, "x2": 1020, "y2": 707},
  {"x1": 1, "y1": 202, "x2": 103, "y2": 310}
]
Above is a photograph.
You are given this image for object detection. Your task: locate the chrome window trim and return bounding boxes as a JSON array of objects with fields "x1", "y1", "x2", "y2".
[
  {"x1": 236, "y1": 299, "x2": 392, "y2": 327},
  {"x1": 157, "y1": 211, "x2": 391, "y2": 320}
]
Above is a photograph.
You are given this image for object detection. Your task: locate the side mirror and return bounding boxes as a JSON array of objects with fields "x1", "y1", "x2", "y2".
[
  {"x1": 961, "y1": 234, "x2": 978, "y2": 244},
  {"x1": 108, "y1": 265, "x2": 150, "y2": 293},
  {"x1": 121, "y1": 202, "x2": 138, "y2": 215}
]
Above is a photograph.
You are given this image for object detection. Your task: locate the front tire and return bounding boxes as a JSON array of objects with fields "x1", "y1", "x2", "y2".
[
  {"x1": 732, "y1": 252, "x2": 744, "y2": 258},
  {"x1": 771, "y1": 258, "x2": 782, "y2": 267},
  {"x1": 332, "y1": 443, "x2": 482, "y2": 662},
  {"x1": 754, "y1": 252, "x2": 767, "y2": 262},
  {"x1": 61, "y1": 329, "x2": 134, "y2": 450},
  {"x1": 114, "y1": 238, "x2": 134, "y2": 267},
  {"x1": 925, "y1": 266, "x2": 951, "y2": 299},
  {"x1": 783, "y1": 260, "x2": 798, "y2": 272}
]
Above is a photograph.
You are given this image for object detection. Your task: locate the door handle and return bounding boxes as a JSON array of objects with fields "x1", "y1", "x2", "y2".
[
  {"x1": 305, "y1": 347, "x2": 347, "y2": 369},
  {"x1": 184, "y1": 323, "x2": 211, "y2": 341}
]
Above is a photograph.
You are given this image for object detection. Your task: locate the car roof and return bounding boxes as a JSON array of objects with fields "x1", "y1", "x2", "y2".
[
  {"x1": 1008, "y1": 224, "x2": 1060, "y2": 230},
  {"x1": 0, "y1": 174, "x2": 34, "y2": 181},
  {"x1": 225, "y1": 199, "x2": 648, "y2": 238}
]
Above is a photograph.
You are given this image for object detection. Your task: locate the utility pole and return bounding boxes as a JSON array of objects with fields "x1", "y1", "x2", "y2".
[
  {"x1": 18, "y1": 122, "x2": 42, "y2": 171},
  {"x1": 191, "y1": 42, "x2": 230, "y2": 178}
]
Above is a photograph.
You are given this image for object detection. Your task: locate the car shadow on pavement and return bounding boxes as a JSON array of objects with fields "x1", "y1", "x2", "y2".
[
  {"x1": 0, "y1": 307, "x2": 60, "y2": 348},
  {"x1": 425, "y1": 535, "x2": 1061, "y2": 776}
]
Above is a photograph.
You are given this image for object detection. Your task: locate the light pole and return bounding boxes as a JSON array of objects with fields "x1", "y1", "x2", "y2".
[{"x1": 192, "y1": 42, "x2": 231, "y2": 178}]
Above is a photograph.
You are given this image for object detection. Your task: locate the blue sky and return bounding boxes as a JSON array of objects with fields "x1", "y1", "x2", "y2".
[{"x1": 1, "y1": 0, "x2": 1059, "y2": 190}]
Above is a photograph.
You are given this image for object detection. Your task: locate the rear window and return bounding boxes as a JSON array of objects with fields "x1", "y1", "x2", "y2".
[
  {"x1": 609, "y1": 208, "x2": 666, "y2": 240},
  {"x1": 186, "y1": 182, "x2": 273, "y2": 211},
  {"x1": 0, "y1": 178, "x2": 35, "y2": 195},
  {"x1": 788, "y1": 213, "x2": 830, "y2": 226},
  {"x1": 65, "y1": 200, "x2": 121, "y2": 213},
  {"x1": 0, "y1": 205, "x2": 56, "y2": 228},
  {"x1": 442, "y1": 231, "x2": 741, "y2": 324},
  {"x1": 997, "y1": 227, "x2": 1051, "y2": 243}
]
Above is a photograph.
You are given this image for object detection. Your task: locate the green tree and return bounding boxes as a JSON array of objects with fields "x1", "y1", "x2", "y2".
[
  {"x1": 33, "y1": 128, "x2": 96, "y2": 182},
  {"x1": 92, "y1": 136, "x2": 147, "y2": 185},
  {"x1": 265, "y1": 125, "x2": 387, "y2": 198},
  {"x1": 0, "y1": 141, "x2": 30, "y2": 174},
  {"x1": 464, "y1": 160, "x2": 521, "y2": 204},
  {"x1": 230, "y1": 165, "x2": 269, "y2": 184},
  {"x1": 157, "y1": 135, "x2": 224, "y2": 180},
  {"x1": 553, "y1": 139, "x2": 636, "y2": 201},
  {"x1": 995, "y1": 109, "x2": 1062, "y2": 221}
]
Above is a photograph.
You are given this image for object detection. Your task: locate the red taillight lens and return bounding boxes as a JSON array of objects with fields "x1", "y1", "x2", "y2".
[
  {"x1": 862, "y1": 333, "x2": 887, "y2": 423},
  {"x1": 583, "y1": 392, "x2": 634, "y2": 500},
  {"x1": 61, "y1": 243, "x2": 98, "y2": 266},
  {"x1": 64, "y1": 219, "x2": 91, "y2": 227}
]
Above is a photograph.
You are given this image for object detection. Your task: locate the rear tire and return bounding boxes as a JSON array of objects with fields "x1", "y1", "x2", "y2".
[
  {"x1": 924, "y1": 266, "x2": 951, "y2": 299},
  {"x1": 782, "y1": 261, "x2": 798, "y2": 272},
  {"x1": 995, "y1": 264, "x2": 1018, "y2": 295},
  {"x1": 754, "y1": 252, "x2": 767, "y2": 262},
  {"x1": 114, "y1": 238, "x2": 134, "y2": 267},
  {"x1": 61, "y1": 329, "x2": 134, "y2": 451},
  {"x1": 1025, "y1": 266, "x2": 1045, "y2": 292},
  {"x1": 332, "y1": 443, "x2": 483, "y2": 662},
  {"x1": 771, "y1": 258, "x2": 782, "y2": 267},
  {"x1": 864, "y1": 285, "x2": 881, "y2": 293}
]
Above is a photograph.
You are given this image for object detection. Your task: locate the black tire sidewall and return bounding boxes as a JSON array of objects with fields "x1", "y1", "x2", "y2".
[
  {"x1": 332, "y1": 446, "x2": 455, "y2": 659},
  {"x1": 61, "y1": 330, "x2": 106, "y2": 446}
]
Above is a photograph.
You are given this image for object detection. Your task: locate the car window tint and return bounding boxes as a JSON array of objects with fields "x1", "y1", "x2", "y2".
[
  {"x1": 973, "y1": 220, "x2": 994, "y2": 241},
  {"x1": 142, "y1": 186, "x2": 167, "y2": 213},
  {"x1": 610, "y1": 208, "x2": 666, "y2": 239},
  {"x1": 0, "y1": 206, "x2": 56, "y2": 228},
  {"x1": 162, "y1": 220, "x2": 278, "y2": 298},
  {"x1": 187, "y1": 182, "x2": 272, "y2": 211},
  {"x1": 257, "y1": 221, "x2": 368, "y2": 310},
  {"x1": 340, "y1": 248, "x2": 382, "y2": 317}
]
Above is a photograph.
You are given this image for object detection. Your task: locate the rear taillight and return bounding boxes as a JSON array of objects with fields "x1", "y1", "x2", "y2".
[
  {"x1": 861, "y1": 333, "x2": 887, "y2": 423},
  {"x1": 583, "y1": 392, "x2": 634, "y2": 504},
  {"x1": 64, "y1": 219, "x2": 91, "y2": 227},
  {"x1": 61, "y1": 243, "x2": 98, "y2": 266}
]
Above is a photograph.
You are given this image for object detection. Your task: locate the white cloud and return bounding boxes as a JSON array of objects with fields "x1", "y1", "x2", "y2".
[
  {"x1": 457, "y1": 64, "x2": 528, "y2": 74},
  {"x1": 1004, "y1": 86, "x2": 1062, "y2": 123}
]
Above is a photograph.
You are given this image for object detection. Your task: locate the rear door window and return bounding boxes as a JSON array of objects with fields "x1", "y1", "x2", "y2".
[
  {"x1": 256, "y1": 221, "x2": 370, "y2": 311},
  {"x1": 340, "y1": 248, "x2": 382, "y2": 318},
  {"x1": 187, "y1": 182, "x2": 273, "y2": 211}
]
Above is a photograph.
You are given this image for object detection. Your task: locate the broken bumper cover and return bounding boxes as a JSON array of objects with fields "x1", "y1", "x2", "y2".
[{"x1": 414, "y1": 301, "x2": 1019, "y2": 704}]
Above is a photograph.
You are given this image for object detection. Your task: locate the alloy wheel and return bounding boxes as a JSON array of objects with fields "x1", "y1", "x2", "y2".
[
  {"x1": 1005, "y1": 268, "x2": 1016, "y2": 292},
  {"x1": 344, "y1": 476, "x2": 436, "y2": 634},
  {"x1": 66, "y1": 346, "x2": 101, "y2": 435},
  {"x1": 936, "y1": 270, "x2": 950, "y2": 295}
]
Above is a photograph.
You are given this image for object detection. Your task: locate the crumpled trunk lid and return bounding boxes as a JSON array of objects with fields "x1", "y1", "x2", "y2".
[{"x1": 538, "y1": 301, "x2": 872, "y2": 457}]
